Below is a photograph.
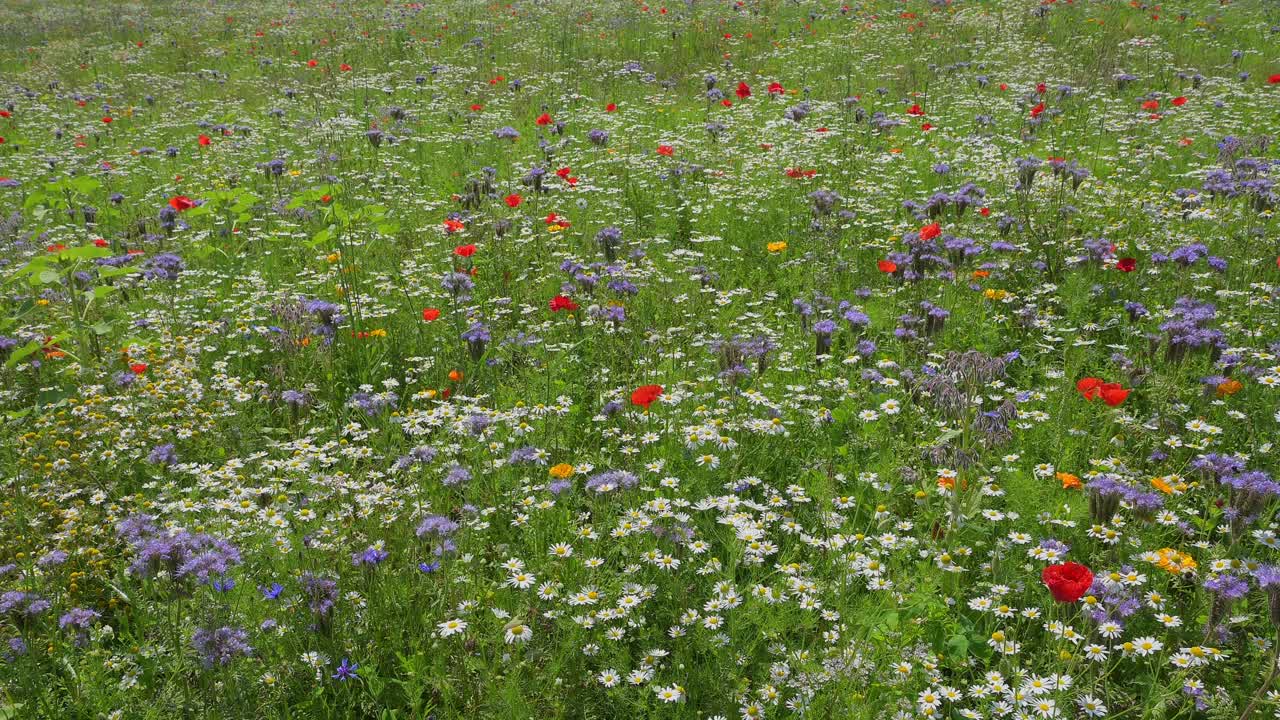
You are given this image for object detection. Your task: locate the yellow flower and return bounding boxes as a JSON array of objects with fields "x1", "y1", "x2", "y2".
[
  {"x1": 983, "y1": 288, "x2": 1009, "y2": 301},
  {"x1": 549, "y1": 463, "x2": 574, "y2": 479},
  {"x1": 767, "y1": 241, "x2": 788, "y2": 253}
]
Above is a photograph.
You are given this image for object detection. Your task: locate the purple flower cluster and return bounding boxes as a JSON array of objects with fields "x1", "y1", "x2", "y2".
[
  {"x1": 116, "y1": 515, "x2": 242, "y2": 586},
  {"x1": 299, "y1": 572, "x2": 339, "y2": 622},
  {"x1": 1087, "y1": 474, "x2": 1164, "y2": 521},
  {"x1": 1158, "y1": 297, "x2": 1224, "y2": 361},
  {"x1": 585, "y1": 469, "x2": 639, "y2": 494},
  {"x1": 191, "y1": 626, "x2": 253, "y2": 668}
]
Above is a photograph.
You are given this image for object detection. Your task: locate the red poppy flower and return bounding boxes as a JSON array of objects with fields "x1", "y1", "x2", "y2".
[
  {"x1": 129, "y1": 363, "x2": 148, "y2": 374},
  {"x1": 535, "y1": 113, "x2": 552, "y2": 126},
  {"x1": 1030, "y1": 102, "x2": 1045, "y2": 118},
  {"x1": 168, "y1": 195, "x2": 195, "y2": 212},
  {"x1": 1076, "y1": 377, "x2": 1103, "y2": 400},
  {"x1": 504, "y1": 194, "x2": 522, "y2": 208},
  {"x1": 1036, "y1": 82, "x2": 1047, "y2": 94},
  {"x1": 605, "y1": 103, "x2": 617, "y2": 112},
  {"x1": 1100, "y1": 383, "x2": 1130, "y2": 407},
  {"x1": 1116, "y1": 257, "x2": 1137, "y2": 272},
  {"x1": 767, "y1": 82, "x2": 784, "y2": 94},
  {"x1": 920, "y1": 122, "x2": 934, "y2": 132},
  {"x1": 1268, "y1": 74, "x2": 1280, "y2": 84},
  {"x1": 630, "y1": 384, "x2": 664, "y2": 409},
  {"x1": 470, "y1": 104, "x2": 483, "y2": 112},
  {"x1": 999, "y1": 83, "x2": 1008, "y2": 91},
  {"x1": 422, "y1": 308, "x2": 440, "y2": 322},
  {"x1": 46, "y1": 243, "x2": 67, "y2": 253},
  {"x1": 555, "y1": 167, "x2": 572, "y2": 178},
  {"x1": 443, "y1": 218, "x2": 465, "y2": 233},
  {"x1": 307, "y1": 59, "x2": 318, "y2": 67},
  {"x1": 919, "y1": 223, "x2": 941, "y2": 241},
  {"x1": 1042, "y1": 562, "x2": 1093, "y2": 603},
  {"x1": 454, "y1": 244, "x2": 477, "y2": 258},
  {"x1": 721, "y1": 99, "x2": 733, "y2": 107},
  {"x1": 877, "y1": 259, "x2": 897, "y2": 273},
  {"x1": 101, "y1": 116, "x2": 113, "y2": 124},
  {"x1": 979, "y1": 207, "x2": 991, "y2": 217},
  {"x1": 1171, "y1": 96, "x2": 1187, "y2": 106},
  {"x1": 320, "y1": 194, "x2": 332, "y2": 203},
  {"x1": 549, "y1": 295, "x2": 579, "y2": 312},
  {"x1": 906, "y1": 104, "x2": 924, "y2": 116},
  {"x1": 339, "y1": 63, "x2": 352, "y2": 72},
  {"x1": 0, "y1": 110, "x2": 9, "y2": 118},
  {"x1": 736, "y1": 82, "x2": 751, "y2": 99},
  {"x1": 198, "y1": 134, "x2": 211, "y2": 146},
  {"x1": 656, "y1": 144, "x2": 674, "y2": 156},
  {"x1": 94, "y1": 238, "x2": 109, "y2": 247},
  {"x1": 1141, "y1": 99, "x2": 1160, "y2": 111}
]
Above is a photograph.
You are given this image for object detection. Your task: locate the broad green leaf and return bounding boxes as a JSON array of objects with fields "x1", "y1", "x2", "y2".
[
  {"x1": 98, "y1": 265, "x2": 140, "y2": 279},
  {"x1": 4, "y1": 339, "x2": 41, "y2": 368}
]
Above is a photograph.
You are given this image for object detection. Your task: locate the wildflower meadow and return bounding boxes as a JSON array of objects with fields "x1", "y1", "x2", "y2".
[{"x1": 3, "y1": 0, "x2": 1280, "y2": 718}]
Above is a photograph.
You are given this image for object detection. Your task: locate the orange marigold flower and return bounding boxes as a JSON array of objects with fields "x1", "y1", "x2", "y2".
[{"x1": 1215, "y1": 379, "x2": 1242, "y2": 397}]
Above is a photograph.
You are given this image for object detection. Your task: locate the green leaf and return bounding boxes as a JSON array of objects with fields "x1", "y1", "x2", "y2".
[
  {"x1": 56, "y1": 244, "x2": 112, "y2": 261},
  {"x1": 4, "y1": 339, "x2": 41, "y2": 368},
  {"x1": 23, "y1": 189, "x2": 48, "y2": 210},
  {"x1": 38, "y1": 387, "x2": 72, "y2": 406},
  {"x1": 934, "y1": 428, "x2": 963, "y2": 445},
  {"x1": 36, "y1": 269, "x2": 61, "y2": 285},
  {"x1": 97, "y1": 265, "x2": 140, "y2": 280},
  {"x1": 945, "y1": 634, "x2": 970, "y2": 659},
  {"x1": 68, "y1": 176, "x2": 102, "y2": 195},
  {"x1": 309, "y1": 225, "x2": 334, "y2": 247}
]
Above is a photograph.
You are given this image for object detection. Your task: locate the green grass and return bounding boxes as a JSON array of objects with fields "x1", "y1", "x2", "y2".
[{"x1": 1, "y1": 0, "x2": 1280, "y2": 718}]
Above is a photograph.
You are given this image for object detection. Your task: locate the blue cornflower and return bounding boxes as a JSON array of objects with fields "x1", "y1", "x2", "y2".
[{"x1": 332, "y1": 657, "x2": 359, "y2": 681}]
